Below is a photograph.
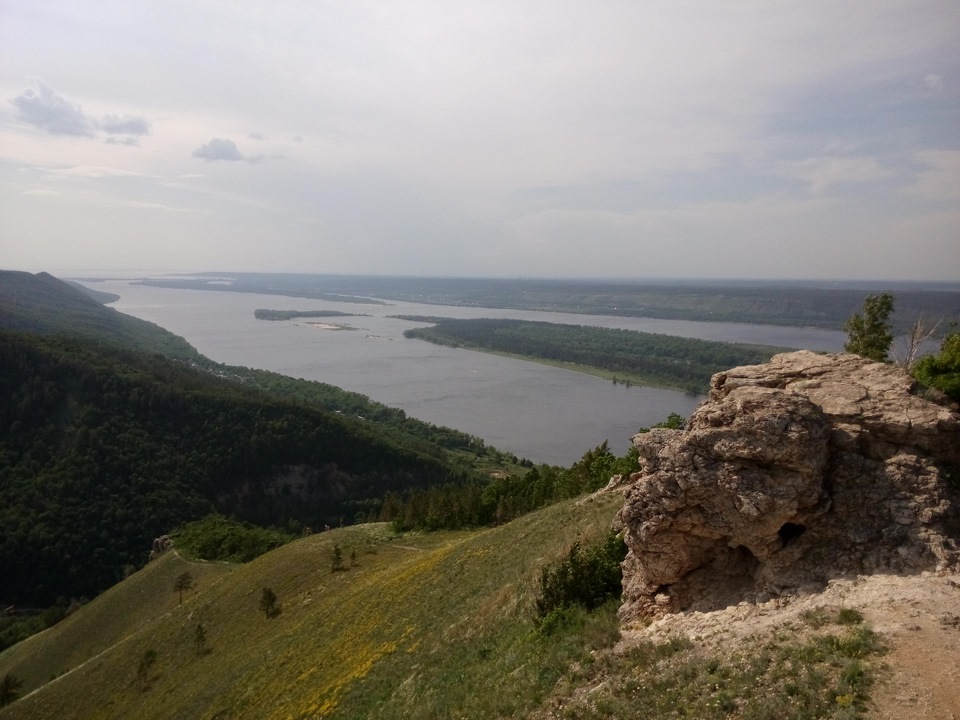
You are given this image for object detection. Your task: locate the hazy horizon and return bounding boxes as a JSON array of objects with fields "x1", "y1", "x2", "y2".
[
  {"x1": 2, "y1": 2, "x2": 958, "y2": 281},
  {"x1": 33, "y1": 268, "x2": 956, "y2": 294}
]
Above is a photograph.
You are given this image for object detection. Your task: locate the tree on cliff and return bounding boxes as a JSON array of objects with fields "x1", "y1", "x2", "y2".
[
  {"x1": 912, "y1": 330, "x2": 960, "y2": 402},
  {"x1": 844, "y1": 293, "x2": 894, "y2": 362}
]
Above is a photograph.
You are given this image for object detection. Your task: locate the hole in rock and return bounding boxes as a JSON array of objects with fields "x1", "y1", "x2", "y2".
[
  {"x1": 734, "y1": 544, "x2": 760, "y2": 570},
  {"x1": 778, "y1": 522, "x2": 806, "y2": 546}
]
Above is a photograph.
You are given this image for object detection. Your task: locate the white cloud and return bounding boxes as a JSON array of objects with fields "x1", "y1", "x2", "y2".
[
  {"x1": 776, "y1": 156, "x2": 896, "y2": 195},
  {"x1": 191, "y1": 137, "x2": 266, "y2": 163},
  {"x1": 99, "y1": 114, "x2": 152, "y2": 135},
  {"x1": 9, "y1": 82, "x2": 93, "y2": 136},
  {"x1": 46, "y1": 165, "x2": 149, "y2": 180},
  {"x1": 8, "y1": 82, "x2": 152, "y2": 148},
  {"x1": 192, "y1": 138, "x2": 245, "y2": 162}
]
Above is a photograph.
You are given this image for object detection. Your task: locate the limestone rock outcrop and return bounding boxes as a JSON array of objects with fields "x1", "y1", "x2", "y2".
[{"x1": 616, "y1": 350, "x2": 960, "y2": 621}]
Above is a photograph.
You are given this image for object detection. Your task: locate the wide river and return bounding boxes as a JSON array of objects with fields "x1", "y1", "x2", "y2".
[{"x1": 87, "y1": 279, "x2": 846, "y2": 465}]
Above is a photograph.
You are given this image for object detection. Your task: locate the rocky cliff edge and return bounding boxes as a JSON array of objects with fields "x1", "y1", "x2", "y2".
[{"x1": 615, "y1": 350, "x2": 960, "y2": 621}]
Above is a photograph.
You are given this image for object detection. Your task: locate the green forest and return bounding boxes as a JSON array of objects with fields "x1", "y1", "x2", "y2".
[
  {"x1": 0, "y1": 329, "x2": 490, "y2": 607},
  {"x1": 402, "y1": 317, "x2": 787, "y2": 393},
  {"x1": 0, "y1": 270, "x2": 201, "y2": 362},
  {"x1": 382, "y1": 414, "x2": 685, "y2": 533}
]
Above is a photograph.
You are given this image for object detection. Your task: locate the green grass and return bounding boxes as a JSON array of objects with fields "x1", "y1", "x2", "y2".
[
  {"x1": 0, "y1": 494, "x2": 622, "y2": 719},
  {"x1": 0, "y1": 552, "x2": 232, "y2": 697},
  {"x1": 0, "y1": 500, "x2": 887, "y2": 720},
  {"x1": 550, "y1": 606, "x2": 887, "y2": 720}
]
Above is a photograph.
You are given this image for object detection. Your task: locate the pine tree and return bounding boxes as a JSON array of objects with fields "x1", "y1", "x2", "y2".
[
  {"x1": 331, "y1": 544, "x2": 345, "y2": 572},
  {"x1": 173, "y1": 571, "x2": 193, "y2": 605},
  {"x1": 259, "y1": 587, "x2": 280, "y2": 618},
  {"x1": 843, "y1": 293, "x2": 894, "y2": 362}
]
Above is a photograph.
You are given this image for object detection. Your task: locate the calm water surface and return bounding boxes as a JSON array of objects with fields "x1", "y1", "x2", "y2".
[{"x1": 92, "y1": 280, "x2": 845, "y2": 465}]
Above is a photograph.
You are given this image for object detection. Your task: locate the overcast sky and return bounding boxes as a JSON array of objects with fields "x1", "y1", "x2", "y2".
[{"x1": 1, "y1": 1, "x2": 958, "y2": 280}]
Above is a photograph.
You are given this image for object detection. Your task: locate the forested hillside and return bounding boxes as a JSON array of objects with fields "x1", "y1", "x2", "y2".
[
  {"x1": 0, "y1": 330, "x2": 479, "y2": 607},
  {"x1": 0, "y1": 270, "x2": 200, "y2": 361}
]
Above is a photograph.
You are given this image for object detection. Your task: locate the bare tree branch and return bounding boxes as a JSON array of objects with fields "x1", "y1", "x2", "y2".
[{"x1": 896, "y1": 314, "x2": 941, "y2": 371}]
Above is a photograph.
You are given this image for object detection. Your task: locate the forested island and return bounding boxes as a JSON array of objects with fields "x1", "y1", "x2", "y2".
[
  {"x1": 253, "y1": 308, "x2": 370, "y2": 320},
  {"x1": 401, "y1": 317, "x2": 789, "y2": 394},
  {"x1": 254, "y1": 309, "x2": 367, "y2": 321}
]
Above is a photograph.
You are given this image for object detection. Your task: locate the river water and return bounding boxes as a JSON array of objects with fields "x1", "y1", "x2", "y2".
[{"x1": 88, "y1": 279, "x2": 846, "y2": 465}]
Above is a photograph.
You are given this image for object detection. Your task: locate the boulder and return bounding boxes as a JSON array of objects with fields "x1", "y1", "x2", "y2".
[{"x1": 617, "y1": 351, "x2": 960, "y2": 620}]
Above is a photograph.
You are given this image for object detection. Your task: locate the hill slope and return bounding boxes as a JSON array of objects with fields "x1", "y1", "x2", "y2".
[
  {"x1": 0, "y1": 494, "x2": 622, "y2": 719},
  {"x1": 3, "y1": 491, "x2": 948, "y2": 719},
  {"x1": 0, "y1": 270, "x2": 200, "y2": 361},
  {"x1": 0, "y1": 330, "x2": 477, "y2": 607}
]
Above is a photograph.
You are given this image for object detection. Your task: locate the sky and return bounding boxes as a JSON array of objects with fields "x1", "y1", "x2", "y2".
[{"x1": 1, "y1": 1, "x2": 958, "y2": 281}]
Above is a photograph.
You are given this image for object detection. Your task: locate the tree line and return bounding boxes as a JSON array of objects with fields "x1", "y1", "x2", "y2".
[{"x1": 381, "y1": 415, "x2": 685, "y2": 532}]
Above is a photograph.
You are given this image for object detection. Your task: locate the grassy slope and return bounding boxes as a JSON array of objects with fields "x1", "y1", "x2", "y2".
[
  {"x1": 0, "y1": 493, "x2": 622, "y2": 720},
  {"x1": 0, "y1": 490, "x2": 890, "y2": 720},
  {"x1": 0, "y1": 554, "x2": 232, "y2": 695}
]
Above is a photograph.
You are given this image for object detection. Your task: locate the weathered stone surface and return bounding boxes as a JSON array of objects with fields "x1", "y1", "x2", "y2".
[{"x1": 616, "y1": 351, "x2": 960, "y2": 621}]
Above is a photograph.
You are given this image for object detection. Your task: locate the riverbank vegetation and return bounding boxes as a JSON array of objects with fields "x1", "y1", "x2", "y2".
[{"x1": 402, "y1": 317, "x2": 788, "y2": 394}]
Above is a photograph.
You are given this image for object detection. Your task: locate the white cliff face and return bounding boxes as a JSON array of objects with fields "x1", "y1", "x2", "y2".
[{"x1": 616, "y1": 351, "x2": 960, "y2": 620}]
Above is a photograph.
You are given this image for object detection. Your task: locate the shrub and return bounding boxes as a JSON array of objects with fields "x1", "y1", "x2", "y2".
[
  {"x1": 173, "y1": 514, "x2": 294, "y2": 563},
  {"x1": 259, "y1": 587, "x2": 280, "y2": 618},
  {"x1": 0, "y1": 673, "x2": 23, "y2": 707},
  {"x1": 135, "y1": 650, "x2": 157, "y2": 691},
  {"x1": 534, "y1": 531, "x2": 627, "y2": 629},
  {"x1": 912, "y1": 331, "x2": 960, "y2": 402}
]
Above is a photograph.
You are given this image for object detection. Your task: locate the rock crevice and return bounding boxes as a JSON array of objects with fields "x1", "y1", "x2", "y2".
[{"x1": 616, "y1": 351, "x2": 960, "y2": 620}]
